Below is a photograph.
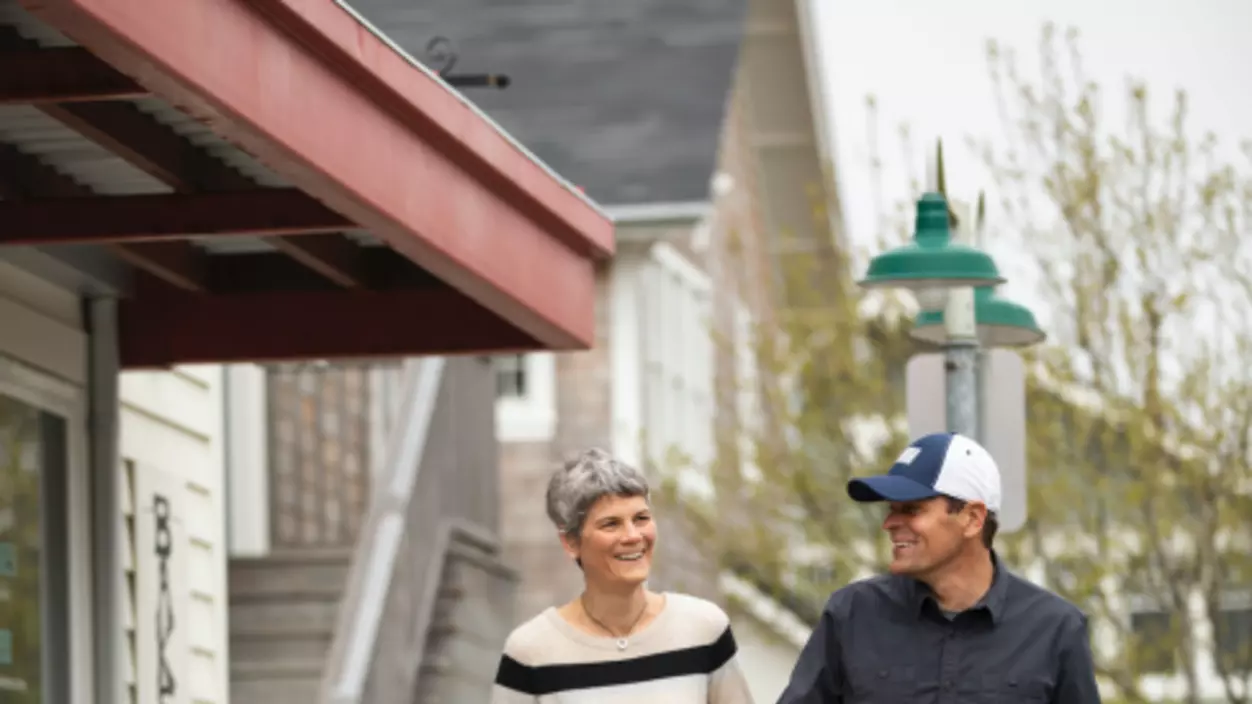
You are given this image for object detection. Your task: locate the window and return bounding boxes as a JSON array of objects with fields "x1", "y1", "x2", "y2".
[
  {"x1": 0, "y1": 383, "x2": 71, "y2": 704},
  {"x1": 1215, "y1": 606, "x2": 1252, "y2": 674},
  {"x1": 494, "y1": 354, "x2": 556, "y2": 442},
  {"x1": 494, "y1": 355, "x2": 528, "y2": 398},
  {"x1": 1129, "y1": 609, "x2": 1177, "y2": 674}
]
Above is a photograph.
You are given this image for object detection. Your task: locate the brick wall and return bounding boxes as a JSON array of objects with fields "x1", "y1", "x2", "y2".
[{"x1": 266, "y1": 362, "x2": 372, "y2": 548}]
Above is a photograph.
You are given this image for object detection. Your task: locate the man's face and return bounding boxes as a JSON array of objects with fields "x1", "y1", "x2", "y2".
[{"x1": 881, "y1": 497, "x2": 971, "y2": 577}]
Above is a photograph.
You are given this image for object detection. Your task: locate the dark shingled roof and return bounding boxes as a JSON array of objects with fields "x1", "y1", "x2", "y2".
[{"x1": 345, "y1": 0, "x2": 747, "y2": 207}]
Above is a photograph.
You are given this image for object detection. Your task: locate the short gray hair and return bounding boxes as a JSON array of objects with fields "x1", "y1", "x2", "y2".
[{"x1": 546, "y1": 448, "x2": 649, "y2": 537}]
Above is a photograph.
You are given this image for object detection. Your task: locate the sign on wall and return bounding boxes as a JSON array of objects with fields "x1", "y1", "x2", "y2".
[
  {"x1": 134, "y1": 466, "x2": 190, "y2": 704},
  {"x1": 905, "y1": 349, "x2": 1028, "y2": 533}
]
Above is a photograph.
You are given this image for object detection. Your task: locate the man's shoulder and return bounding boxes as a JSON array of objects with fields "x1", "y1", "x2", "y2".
[
  {"x1": 1003, "y1": 570, "x2": 1088, "y2": 624},
  {"x1": 824, "y1": 573, "x2": 909, "y2": 616}
]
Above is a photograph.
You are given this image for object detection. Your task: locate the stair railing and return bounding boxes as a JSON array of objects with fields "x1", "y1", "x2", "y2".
[{"x1": 321, "y1": 356, "x2": 445, "y2": 704}]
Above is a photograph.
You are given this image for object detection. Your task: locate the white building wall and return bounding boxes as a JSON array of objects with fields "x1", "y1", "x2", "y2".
[
  {"x1": 731, "y1": 613, "x2": 803, "y2": 704},
  {"x1": 497, "y1": 240, "x2": 717, "y2": 479},
  {"x1": 0, "y1": 262, "x2": 229, "y2": 704},
  {"x1": 223, "y1": 364, "x2": 269, "y2": 557},
  {"x1": 119, "y1": 366, "x2": 228, "y2": 704},
  {"x1": 720, "y1": 572, "x2": 810, "y2": 702},
  {"x1": 609, "y1": 256, "x2": 645, "y2": 469}
]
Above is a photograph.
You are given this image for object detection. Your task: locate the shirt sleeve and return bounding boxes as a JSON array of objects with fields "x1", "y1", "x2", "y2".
[
  {"x1": 775, "y1": 596, "x2": 843, "y2": 704},
  {"x1": 708, "y1": 625, "x2": 756, "y2": 703},
  {"x1": 491, "y1": 653, "x2": 539, "y2": 703},
  {"x1": 1052, "y1": 612, "x2": 1101, "y2": 704}
]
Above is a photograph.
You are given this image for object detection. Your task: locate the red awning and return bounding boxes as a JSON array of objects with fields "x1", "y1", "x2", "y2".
[{"x1": 10, "y1": 0, "x2": 612, "y2": 366}]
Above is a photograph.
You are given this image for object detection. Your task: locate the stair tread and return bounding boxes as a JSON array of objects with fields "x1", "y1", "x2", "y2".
[
  {"x1": 232, "y1": 660, "x2": 324, "y2": 676},
  {"x1": 230, "y1": 549, "x2": 353, "y2": 565},
  {"x1": 231, "y1": 661, "x2": 323, "y2": 671},
  {"x1": 231, "y1": 624, "x2": 334, "y2": 638},
  {"x1": 230, "y1": 588, "x2": 343, "y2": 600}
]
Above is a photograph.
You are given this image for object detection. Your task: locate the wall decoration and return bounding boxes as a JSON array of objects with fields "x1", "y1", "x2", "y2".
[{"x1": 134, "y1": 466, "x2": 189, "y2": 704}]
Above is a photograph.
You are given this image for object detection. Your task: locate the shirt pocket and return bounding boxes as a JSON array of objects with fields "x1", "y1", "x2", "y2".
[
  {"x1": 844, "y1": 665, "x2": 918, "y2": 704},
  {"x1": 976, "y1": 673, "x2": 1052, "y2": 702}
]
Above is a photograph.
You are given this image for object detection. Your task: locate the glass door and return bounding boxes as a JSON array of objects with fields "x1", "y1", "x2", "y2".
[{"x1": 0, "y1": 357, "x2": 74, "y2": 704}]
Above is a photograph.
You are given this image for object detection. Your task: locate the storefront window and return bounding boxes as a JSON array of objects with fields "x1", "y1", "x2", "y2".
[{"x1": 0, "y1": 393, "x2": 67, "y2": 703}]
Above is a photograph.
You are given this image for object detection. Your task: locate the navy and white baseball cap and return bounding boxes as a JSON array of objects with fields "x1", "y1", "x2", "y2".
[{"x1": 847, "y1": 432, "x2": 1002, "y2": 513}]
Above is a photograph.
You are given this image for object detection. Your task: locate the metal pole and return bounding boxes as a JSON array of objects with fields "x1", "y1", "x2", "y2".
[
  {"x1": 973, "y1": 199, "x2": 989, "y2": 444},
  {"x1": 944, "y1": 202, "x2": 980, "y2": 438},
  {"x1": 87, "y1": 296, "x2": 123, "y2": 704}
]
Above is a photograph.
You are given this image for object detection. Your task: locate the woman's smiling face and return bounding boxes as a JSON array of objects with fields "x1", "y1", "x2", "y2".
[{"x1": 562, "y1": 493, "x2": 656, "y2": 586}]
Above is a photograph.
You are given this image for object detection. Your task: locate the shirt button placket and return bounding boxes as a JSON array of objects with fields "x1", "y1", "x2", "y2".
[{"x1": 938, "y1": 627, "x2": 960, "y2": 704}]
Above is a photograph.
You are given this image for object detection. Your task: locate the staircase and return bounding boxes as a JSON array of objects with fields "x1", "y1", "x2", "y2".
[
  {"x1": 228, "y1": 539, "x2": 516, "y2": 704},
  {"x1": 415, "y1": 528, "x2": 518, "y2": 704},
  {"x1": 229, "y1": 550, "x2": 351, "y2": 703},
  {"x1": 226, "y1": 357, "x2": 517, "y2": 704}
]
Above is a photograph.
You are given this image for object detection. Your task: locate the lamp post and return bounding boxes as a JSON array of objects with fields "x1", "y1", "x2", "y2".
[
  {"x1": 859, "y1": 192, "x2": 1044, "y2": 441},
  {"x1": 859, "y1": 193, "x2": 1005, "y2": 438}
]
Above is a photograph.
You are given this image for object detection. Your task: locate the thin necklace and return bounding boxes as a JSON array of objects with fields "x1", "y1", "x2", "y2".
[{"x1": 581, "y1": 594, "x2": 648, "y2": 651}]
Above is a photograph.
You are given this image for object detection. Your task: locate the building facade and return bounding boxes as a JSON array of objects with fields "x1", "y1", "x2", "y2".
[
  {"x1": 0, "y1": 2, "x2": 610, "y2": 704},
  {"x1": 0, "y1": 267, "x2": 230, "y2": 704}
]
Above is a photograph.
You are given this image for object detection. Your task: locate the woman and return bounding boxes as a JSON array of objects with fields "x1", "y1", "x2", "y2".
[{"x1": 492, "y1": 448, "x2": 755, "y2": 703}]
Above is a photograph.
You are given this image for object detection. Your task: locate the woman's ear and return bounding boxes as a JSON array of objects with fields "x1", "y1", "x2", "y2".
[{"x1": 558, "y1": 530, "x2": 580, "y2": 563}]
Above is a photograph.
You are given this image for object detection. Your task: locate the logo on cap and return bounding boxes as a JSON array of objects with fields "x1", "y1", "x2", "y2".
[{"x1": 895, "y1": 447, "x2": 921, "y2": 465}]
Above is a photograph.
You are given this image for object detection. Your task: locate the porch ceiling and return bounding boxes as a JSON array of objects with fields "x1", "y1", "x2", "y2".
[{"x1": 0, "y1": 0, "x2": 613, "y2": 367}]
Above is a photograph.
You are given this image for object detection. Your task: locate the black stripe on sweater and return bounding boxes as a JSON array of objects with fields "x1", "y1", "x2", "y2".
[{"x1": 495, "y1": 625, "x2": 738, "y2": 696}]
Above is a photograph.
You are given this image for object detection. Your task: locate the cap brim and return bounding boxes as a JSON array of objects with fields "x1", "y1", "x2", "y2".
[{"x1": 847, "y1": 475, "x2": 942, "y2": 503}]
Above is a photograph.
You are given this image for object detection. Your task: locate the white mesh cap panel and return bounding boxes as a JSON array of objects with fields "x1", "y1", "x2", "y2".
[{"x1": 932, "y1": 433, "x2": 1002, "y2": 513}]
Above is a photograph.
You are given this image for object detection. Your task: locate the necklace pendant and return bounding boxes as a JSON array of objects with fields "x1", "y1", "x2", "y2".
[{"x1": 616, "y1": 638, "x2": 628, "y2": 651}]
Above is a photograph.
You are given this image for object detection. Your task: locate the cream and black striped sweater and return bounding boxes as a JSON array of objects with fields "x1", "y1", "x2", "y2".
[{"x1": 492, "y1": 592, "x2": 755, "y2": 703}]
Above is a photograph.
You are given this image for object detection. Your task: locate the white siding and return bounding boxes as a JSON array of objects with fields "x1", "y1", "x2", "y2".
[
  {"x1": 636, "y1": 243, "x2": 715, "y2": 487},
  {"x1": 0, "y1": 260, "x2": 86, "y2": 384},
  {"x1": 610, "y1": 258, "x2": 646, "y2": 468},
  {"x1": 120, "y1": 366, "x2": 227, "y2": 704}
]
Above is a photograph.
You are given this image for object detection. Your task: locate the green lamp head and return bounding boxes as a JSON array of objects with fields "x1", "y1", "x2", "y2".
[
  {"x1": 859, "y1": 192, "x2": 1006, "y2": 291},
  {"x1": 911, "y1": 286, "x2": 1046, "y2": 348}
]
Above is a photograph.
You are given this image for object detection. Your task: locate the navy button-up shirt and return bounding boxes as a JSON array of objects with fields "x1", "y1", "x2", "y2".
[{"x1": 777, "y1": 554, "x2": 1101, "y2": 703}]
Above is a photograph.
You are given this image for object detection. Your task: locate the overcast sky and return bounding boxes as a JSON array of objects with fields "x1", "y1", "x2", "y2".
[{"x1": 810, "y1": 0, "x2": 1252, "y2": 332}]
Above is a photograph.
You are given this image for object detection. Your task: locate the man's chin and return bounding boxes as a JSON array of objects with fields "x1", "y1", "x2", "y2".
[{"x1": 887, "y1": 558, "x2": 919, "y2": 576}]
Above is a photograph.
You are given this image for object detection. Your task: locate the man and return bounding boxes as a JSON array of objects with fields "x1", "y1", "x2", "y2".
[{"x1": 777, "y1": 432, "x2": 1101, "y2": 703}]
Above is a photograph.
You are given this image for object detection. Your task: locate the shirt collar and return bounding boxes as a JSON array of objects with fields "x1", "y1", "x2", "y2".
[{"x1": 906, "y1": 550, "x2": 1010, "y2": 624}]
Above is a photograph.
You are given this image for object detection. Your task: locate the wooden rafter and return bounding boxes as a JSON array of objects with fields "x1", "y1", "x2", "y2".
[
  {"x1": 0, "y1": 28, "x2": 369, "y2": 289},
  {"x1": 0, "y1": 142, "x2": 212, "y2": 289},
  {"x1": 0, "y1": 190, "x2": 352, "y2": 245},
  {"x1": 0, "y1": 47, "x2": 145, "y2": 104},
  {"x1": 119, "y1": 283, "x2": 538, "y2": 367}
]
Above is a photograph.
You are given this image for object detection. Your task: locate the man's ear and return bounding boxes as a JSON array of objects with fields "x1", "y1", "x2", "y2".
[{"x1": 964, "y1": 503, "x2": 987, "y2": 540}]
